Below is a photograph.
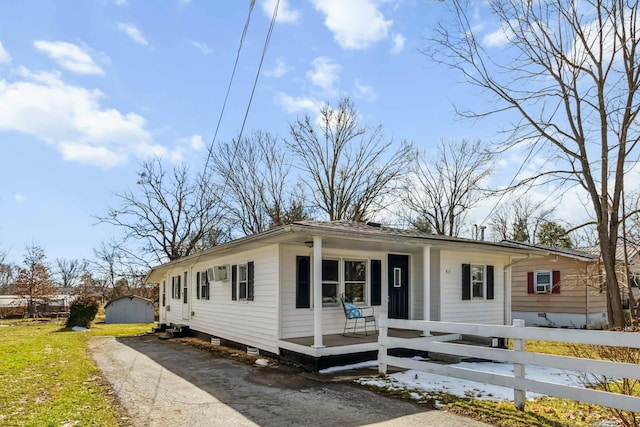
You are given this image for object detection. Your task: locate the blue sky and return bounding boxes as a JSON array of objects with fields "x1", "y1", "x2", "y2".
[{"x1": 0, "y1": 0, "x2": 589, "y2": 265}]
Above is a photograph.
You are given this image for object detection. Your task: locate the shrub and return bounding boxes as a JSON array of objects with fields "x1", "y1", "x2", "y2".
[{"x1": 66, "y1": 296, "x2": 100, "y2": 328}]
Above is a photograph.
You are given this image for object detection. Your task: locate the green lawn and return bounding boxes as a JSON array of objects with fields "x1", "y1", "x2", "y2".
[{"x1": 0, "y1": 319, "x2": 152, "y2": 427}]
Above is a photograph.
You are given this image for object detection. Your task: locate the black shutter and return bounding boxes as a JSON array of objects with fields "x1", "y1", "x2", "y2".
[
  {"x1": 247, "y1": 262, "x2": 254, "y2": 301},
  {"x1": 462, "y1": 264, "x2": 471, "y2": 300},
  {"x1": 231, "y1": 265, "x2": 237, "y2": 301},
  {"x1": 371, "y1": 260, "x2": 382, "y2": 306},
  {"x1": 486, "y1": 265, "x2": 494, "y2": 300},
  {"x1": 296, "y1": 256, "x2": 310, "y2": 308},
  {"x1": 196, "y1": 272, "x2": 201, "y2": 300}
]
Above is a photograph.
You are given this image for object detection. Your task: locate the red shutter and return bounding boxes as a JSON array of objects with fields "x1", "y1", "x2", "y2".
[
  {"x1": 552, "y1": 270, "x2": 561, "y2": 293},
  {"x1": 527, "y1": 272, "x2": 534, "y2": 294}
]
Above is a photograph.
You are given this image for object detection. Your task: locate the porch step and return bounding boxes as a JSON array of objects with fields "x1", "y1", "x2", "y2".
[
  {"x1": 151, "y1": 323, "x2": 168, "y2": 333},
  {"x1": 158, "y1": 324, "x2": 190, "y2": 339}
]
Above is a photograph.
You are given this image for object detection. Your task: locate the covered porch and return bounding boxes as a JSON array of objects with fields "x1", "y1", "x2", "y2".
[{"x1": 277, "y1": 329, "x2": 424, "y2": 371}]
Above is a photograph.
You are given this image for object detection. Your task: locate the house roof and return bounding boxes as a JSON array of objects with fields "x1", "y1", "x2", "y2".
[
  {"x1": 145, "y1": 221, "x2": 553, "y2": 283},
  {"x1": 104, "y1": 295, "x2": 153, "y2": 309},
  {"x1": 578, "y1": 242, "x2": 640, "y2": 262},
  {"x1": 499, "y1": 240, "x2": 599, "y2": 262}
]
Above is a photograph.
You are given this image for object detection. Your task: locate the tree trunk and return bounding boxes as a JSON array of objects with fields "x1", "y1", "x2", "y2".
[{"x1": 600, "y1": 235, "x2": 625, "y2": 328}]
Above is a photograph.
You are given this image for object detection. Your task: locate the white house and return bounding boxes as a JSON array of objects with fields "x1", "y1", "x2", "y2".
[
  {"x1": 104, "y1": 295, "x2": 155, "y2": 324},
  {"x1": 145, "y1": 221, "x2": 545, "y2": 370}
]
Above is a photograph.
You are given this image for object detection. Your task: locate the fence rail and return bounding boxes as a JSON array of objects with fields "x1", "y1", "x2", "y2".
[{"x1": 377, "y1": 316, "x2": 640, "y2": 412}]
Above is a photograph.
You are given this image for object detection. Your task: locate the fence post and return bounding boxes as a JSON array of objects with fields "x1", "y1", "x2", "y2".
[
  {"x1": 513, "y1": 318, "x2": 526, "y2": 410},
  {"x1": 378, "y1": 314, "x2": 388, "y2": 376}
]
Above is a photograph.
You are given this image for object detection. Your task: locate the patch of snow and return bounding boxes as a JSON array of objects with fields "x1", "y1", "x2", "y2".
[
  {"x1": 255, "y1": 358, "x2": 269, "y2": 367},
  {"x1": 319, "y1": 360, "x2": 378, "y2": 374},
  {"x1": 71, "y1": 326, "x2": 88, "y2": 332},
  {"x1": 356, "y1": 361, "x2": 588, "y2": 402}
]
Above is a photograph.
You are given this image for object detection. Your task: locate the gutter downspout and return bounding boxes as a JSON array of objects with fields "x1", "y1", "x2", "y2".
[{"x1": 585, "y1": 262, "x2": 589, "y2": 328}]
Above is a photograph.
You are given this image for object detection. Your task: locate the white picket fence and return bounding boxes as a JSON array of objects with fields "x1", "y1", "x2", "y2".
[{"x1": 377, "y1": 316, "x2": 640, "y2": 412}]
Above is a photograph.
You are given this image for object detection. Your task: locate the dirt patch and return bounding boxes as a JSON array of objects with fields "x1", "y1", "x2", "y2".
[{"x1": 173, "y1": 337, "x2": 279, "y2": 366}]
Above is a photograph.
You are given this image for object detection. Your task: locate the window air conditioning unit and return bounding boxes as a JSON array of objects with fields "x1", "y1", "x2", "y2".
[{"x1": 208, "y1": 265, "x2": 230, "y2": 282}]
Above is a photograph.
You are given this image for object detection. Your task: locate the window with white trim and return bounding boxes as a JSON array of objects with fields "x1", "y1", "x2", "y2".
[
  {"x1": 534, "y1": 270, "x2": 552, "y2": 293},
  {"x1": 344, "y1": 260, "x2": 366, "y2": 303},
  {"x1": 471, "y1": 265, "x2": 484, "y2": 298},
  {"x1": 171, "y1": 275, "x2": 181, "y2": 299},
  {"x1": 197, "y1": 271, "x2": 210, "y2": 300},
  {"x1": 238, "y1": 263, "x2": 248, "y2": 300},
  {"x1": 322, "y1": 260, "x2": 339, "y2": 304}
]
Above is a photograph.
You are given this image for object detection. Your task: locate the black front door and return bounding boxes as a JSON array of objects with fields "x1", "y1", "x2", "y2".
[{"x1": 388, "y1": 254, "x2": 409, "y2": 319}]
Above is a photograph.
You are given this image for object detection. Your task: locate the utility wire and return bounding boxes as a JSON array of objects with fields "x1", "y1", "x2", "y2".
[{"x1": 203, "y1": 0, "x2": 257, "y2": 173}]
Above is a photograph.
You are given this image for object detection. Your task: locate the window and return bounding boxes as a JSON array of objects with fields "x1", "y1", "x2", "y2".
[
  {"x1": 322, "y1": 260, "x2": 339, "y2": 304},
  {"x1": 183, "y1": 272, "x2": 188, "y2": 303},
  {"x1": 197, "y1": 271, "x2": 210, "y2": 300},
  {"x1": 171, "y1": 275, "x2": 181, "y2": 299},
  {"x1": 471, "y1": 265, "x2": 484, "y2": 298},
  {"x1": 238, "y1": 264, "x2": 248, "y2": 300},
  {"x1": 344, "y1": 260, "x2": 366, "y2": 303},
  {"x1": 534, "y1": 270, "x2": 552, "y2": 293}
]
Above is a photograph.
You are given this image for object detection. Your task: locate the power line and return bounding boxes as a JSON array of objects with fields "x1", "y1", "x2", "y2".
[{"x1": 203, "y1": 0, "x2": 257, "y2": 174}]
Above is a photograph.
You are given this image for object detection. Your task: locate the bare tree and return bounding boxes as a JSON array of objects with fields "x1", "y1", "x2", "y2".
[
  {"x1": 401, "y1": 139, "x2": 493, "y2": 236},
  {"x1": 210, "y1": 131, "x2": 309, "y2": 235},
  {"x1": 14, "y1": 244, "x2": 57, "y2": 316},
  {"x1": 97, "y1": 158, "x2": 224, "y2": 262},
  {"x1": 489, "y1": 197, "x2": 555, "y2": 243},
  {"x1": 54, "y1": 258, "x2": 87, "y2": 288},
  {"x1": 287, "y1": 96, "x2": 415, "y2": 221},
  {"x1": 429, "y1": 0, "x2": 640, "y2": 326},
  {"x1": 0, "y1": 250, "x2": 15, "y2": 294}
]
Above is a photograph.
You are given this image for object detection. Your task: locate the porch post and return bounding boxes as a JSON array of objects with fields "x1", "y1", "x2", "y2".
[
  {"x1": 422, "y1": 245, "x2": 431, "y2": 336},
  {"x1": 312, "y1": 235, "x2": 324, "y2": 348}
]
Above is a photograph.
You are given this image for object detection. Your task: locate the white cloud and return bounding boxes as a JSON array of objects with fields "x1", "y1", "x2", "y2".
[
  {"x1": 14, "y1": 194, "x2": 26, "y2": 202},
  {"x1": 0, "y1": 68, "x2": 166, "y2": 168},
  {"x1": 262, "y1": 0, "x2": 299, "y2": 23},
  {"x1": 178, "y1": 0, "x2": 191, "y2": 6},
  {"x1": 114, "y1": 0, "x2": 126, "y2": 5},
  {"x1": 482, "y1": 22, "x2": 514, "y2": 47},
  {"x1": 0, "y1": 41, "x2": 11, "y2": 65},
  {"x1": 117, "y1": 23, "x2": 148, "y2": 46},
  {"x1": 264, "y1": 57, "x2": 292, "y2": 78},
  {"x1": 190, "y1": 41, "x2": 212, "y2": 55},
  {"x1": 311, "y1": 0, "x2": 392, "y2": 50},
  {"x1": 186, "y1": 134, "x2": 205, "y2": 150},
  {"x1": 33, "y1": 40, "x2": 104, "y2": 76},
  {"x1": 391, "y1": 33, "x2": 405, "y2": 53},
  {"x1": 307, "y1": 56, "x2": 341, "y2": 91},
  {"x1": 353, "y1": 79, "x2": 377, "y2": 102},
  {"x1": 276, "y1": 93, "x2": 320, "y2": 114}
]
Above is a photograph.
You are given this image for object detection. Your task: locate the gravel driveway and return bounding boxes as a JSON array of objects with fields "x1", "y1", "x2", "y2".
[{"x1": 89, "y1": 335, "x2": 491, "y2": 427}]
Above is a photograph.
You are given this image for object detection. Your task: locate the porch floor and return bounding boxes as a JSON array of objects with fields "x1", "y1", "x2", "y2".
[{"x1": 282, "y1": 328, "x2": 423, "y2": 348}]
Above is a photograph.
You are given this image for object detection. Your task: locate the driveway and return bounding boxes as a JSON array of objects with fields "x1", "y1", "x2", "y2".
[{"x1": 89, "y1": 335, "x2": 492, "y2": 427}]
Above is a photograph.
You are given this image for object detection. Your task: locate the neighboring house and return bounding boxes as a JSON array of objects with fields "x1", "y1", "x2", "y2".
[
  {"x1": 509, "y1": 245, "x2": 606, "y2": 329},
  {"x1": 580, "y1": 243, "x2": 640, "y2": 308},
  {"x1": 104, "y1": 295, "x2": 155, "y2": 324},
  {"x1": 145, "y1": 221, "x2": 545, "y2": 370}
]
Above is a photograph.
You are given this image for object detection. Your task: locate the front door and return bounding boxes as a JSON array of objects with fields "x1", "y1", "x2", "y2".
[
  {"x1": 182, "y1": 271, "x2": 189, "y2": 320},
  {"x1": 388, "y1": 254, "x2": 409, "y2": 319}
]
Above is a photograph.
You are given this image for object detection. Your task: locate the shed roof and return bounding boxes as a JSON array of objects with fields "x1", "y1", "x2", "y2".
[{"x1": 104, "y1": 295, "x2": 153, "y2": 309}]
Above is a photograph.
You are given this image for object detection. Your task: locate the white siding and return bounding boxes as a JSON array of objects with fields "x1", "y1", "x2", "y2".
[
  {"x1": 439, "y1": 250, "x2": 509, "y2": 325},
  {"x1": 163, "y1": 244, "x2": 281, "y2": 354},
  {"x1": 279, "y1": 244, "x2": 389, "y2": 339}
]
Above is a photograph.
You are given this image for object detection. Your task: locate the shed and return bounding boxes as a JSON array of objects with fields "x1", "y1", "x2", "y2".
[{"x1": 104, "y1": 295, "x2": 154, "y2": 324}]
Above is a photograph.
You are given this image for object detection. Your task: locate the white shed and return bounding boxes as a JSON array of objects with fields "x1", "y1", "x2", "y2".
[{"x1": 104, "y1": 295, "x2": 155, "y2": 324}]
